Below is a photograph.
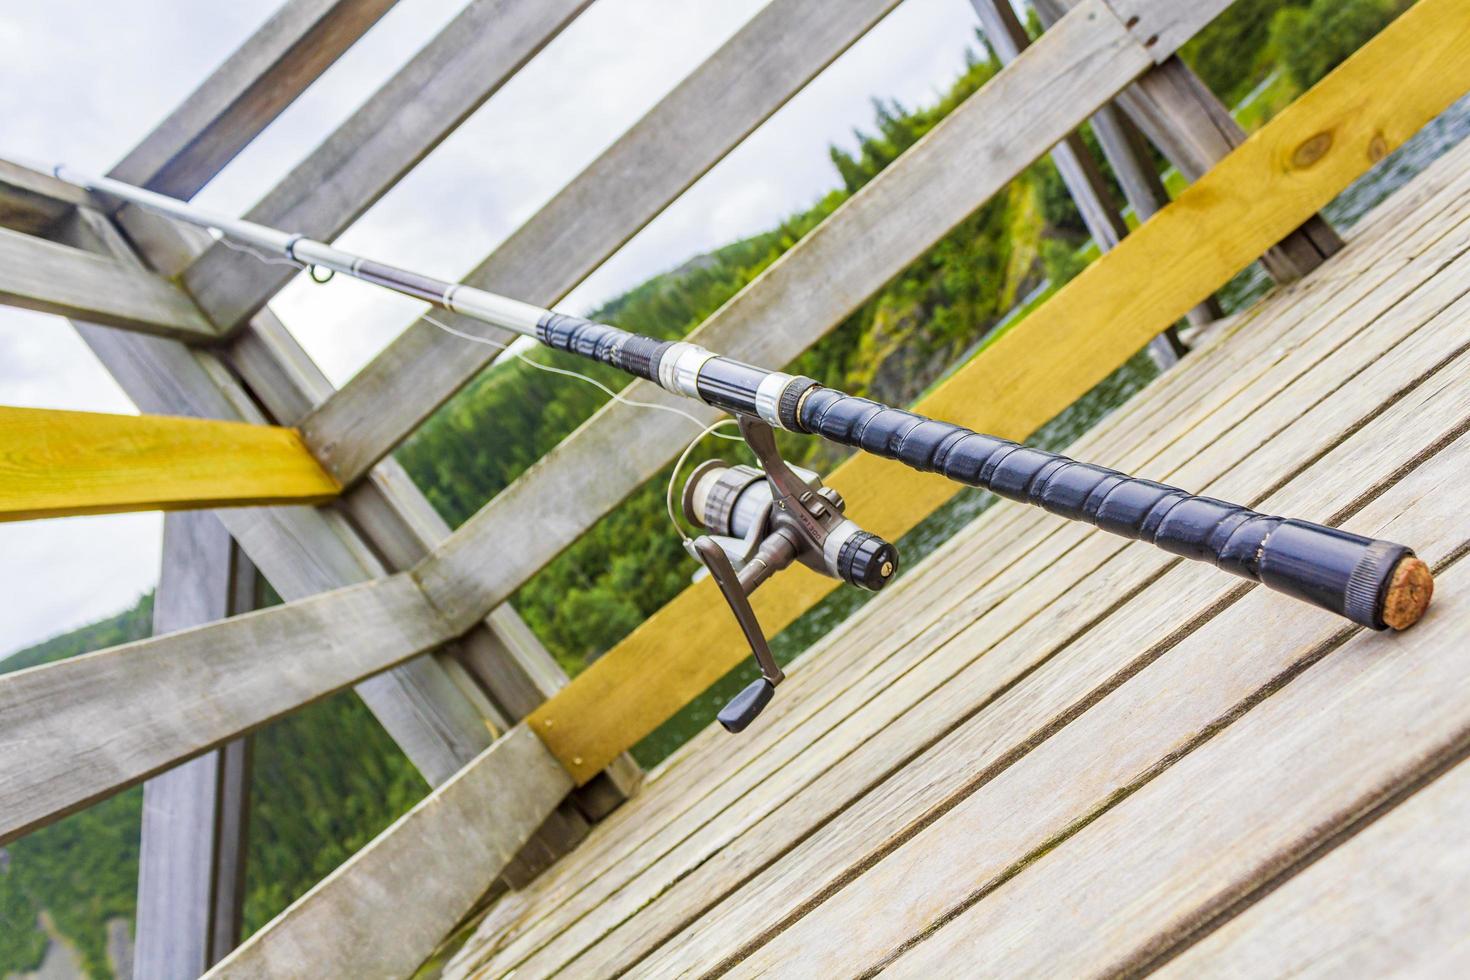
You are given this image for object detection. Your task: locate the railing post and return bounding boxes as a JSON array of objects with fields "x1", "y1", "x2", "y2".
[
  {"x1": 969, "y1": 0, "x2": 1185, "y2": 368},
  {"x1": 1036, "y1": 0, "x2": 1344, "y2": 283},
  {"x1": 133, "y1": 511, "x2": 255, "y2": 977}
]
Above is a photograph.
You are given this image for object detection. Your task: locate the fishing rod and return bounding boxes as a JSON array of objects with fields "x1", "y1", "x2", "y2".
[{"x1": 37, "y1": 161, "x2": 1434, "y2": 732}]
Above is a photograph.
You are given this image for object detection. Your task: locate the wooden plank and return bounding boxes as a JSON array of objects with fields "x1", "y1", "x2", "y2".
[
  {"x1": 134, "y1": 512, "x2": 256, "y2": 978},
  {"x1": 0, "y1": 159, "x2": 92, "y2": 235},
  {"x1": 0, "y1": 405, "x2": 339, "y2": 522},
  {"x1": 1156, "y1": 756, "x2": 1470, "y2": 978},
  {"x1": 59, "y1": 198, "x2": 494, "y2": 789},
  {"x1": 0, "y1": 571, "x2": 451, "y2": 845},
  {"x1": 722, "y1": 364, "x2": 1470, "y2": 979},
  {"x1": 471, "y1": 149, "x2": 1470, "y2": 944},
  {"x1": 467, "y1": 218, "x2": 1470, "y2": 977},
  {"x1": 508, "y1": 0, "x2": 1470, "y2": 783},
  {"x1": 182, "y1": 0, "x2": 592, "y2": 332},
  {"x1": 108, "y1": 0, "x2": 397, "y2": 200},
  {"x1": 0, "y1": 227, "x2": 216, "y2": 340},
  {"x1": 297, "y1": 0, "x2": 906, "y2": 486},
  {"x1": 415, "y1": 0, "x2": 1160, "y2": 643},
  {"x1": 879, "y1": 523, "x2": 1470, "y2": 976},
  {"x1": 204, "y1": 724, "x2": 571, "y2": 980}
]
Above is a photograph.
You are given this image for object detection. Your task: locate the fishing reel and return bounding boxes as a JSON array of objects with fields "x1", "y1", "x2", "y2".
[{"x1": 680, "y1": 416, "x2": 898, "y2": 733}]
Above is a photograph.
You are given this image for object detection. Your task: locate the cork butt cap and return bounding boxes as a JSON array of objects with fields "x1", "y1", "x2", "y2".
[{"x1": 1381, "y1": 556, "x2": 1434, "y2": 630}]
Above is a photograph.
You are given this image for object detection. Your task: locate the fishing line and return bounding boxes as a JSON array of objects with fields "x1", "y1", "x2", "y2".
[{"x1": 421, "y1": 314, "x2": 743, "y2": 442}]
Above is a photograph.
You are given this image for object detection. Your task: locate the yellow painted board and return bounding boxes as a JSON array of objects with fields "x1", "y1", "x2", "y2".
[
  {"x1": 0, "y1": 406, "x2": 340, "y2": 522},
  {"x1": 529, "y1": 0, "x2": 1470, "y2": 784}
]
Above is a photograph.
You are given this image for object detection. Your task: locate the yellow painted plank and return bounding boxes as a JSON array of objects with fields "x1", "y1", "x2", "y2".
[
  {"x1": 0, "y1": 406, "x2": 340, "y2": 521},
  {"x1": 529, "y1": 0, "x2": 1470, "y2": 784}
]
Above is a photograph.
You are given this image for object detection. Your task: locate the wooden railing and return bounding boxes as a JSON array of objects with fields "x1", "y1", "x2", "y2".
[{"x1": 2, "y1": 0, "x2": 1466, "y2": 975}]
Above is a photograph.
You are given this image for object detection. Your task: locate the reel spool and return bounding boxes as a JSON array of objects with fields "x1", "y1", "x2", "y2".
[{"x1": 680, "y1": 416, "x2": 898, "y2": 733}]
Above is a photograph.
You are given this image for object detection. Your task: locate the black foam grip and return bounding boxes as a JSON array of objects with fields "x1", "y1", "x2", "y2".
[
  {"x1": 535, "y1": 313, "x2": 670, "y2": 382},
  {"x1": 798, "y1": 387, "x2": 1410, "y2": 629}
]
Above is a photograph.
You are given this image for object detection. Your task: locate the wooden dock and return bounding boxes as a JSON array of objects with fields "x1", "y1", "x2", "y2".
[
  {"x1": 2, "y1": 0, "x2": 1468, "y2": 976},
  {"x1": 440, "y1": 135, "x2": 1470, "y2": 978}
]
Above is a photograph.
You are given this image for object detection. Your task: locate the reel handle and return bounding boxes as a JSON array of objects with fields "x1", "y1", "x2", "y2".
[{"x1": 690, "y1": 537, "x2": 786, "y2": 733}]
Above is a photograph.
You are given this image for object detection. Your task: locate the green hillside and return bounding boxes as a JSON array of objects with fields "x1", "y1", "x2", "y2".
[{"x1": 0, "y1": 1, "x2": 1409, "y2": 974}]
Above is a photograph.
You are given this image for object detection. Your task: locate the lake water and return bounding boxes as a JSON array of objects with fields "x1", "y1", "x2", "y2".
[{"x1": 632, "y1": 94, "x2": 1470, "y2": 769}]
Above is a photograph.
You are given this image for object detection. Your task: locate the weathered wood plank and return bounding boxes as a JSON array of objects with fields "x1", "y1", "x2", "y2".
[
  {"x1": 108, "y1": 0, "x2": 397, "y2": 200},
  {"x1": 415, "y1": 0, "x2": 1159, "y2": 655},
  {"x1": 507, "y1": 0, "x2": 1470, "y2": 784},
  {"x1": 134, "y1": 512, "x2": 256, "y2": 978},
  {"x1": 0, "y1": 159, "x2": 92, "y2": 235},
  {"x1": 447, "y1": 172, "x2": 1470, "y2": 975},
  {"x1": 205, "y1": 724, "x2": 570, "y2": 980},
  {"x1": 1157, "y1": 756, "x2": 1470, "y2": 978},
  {"x1": 0, "y1": 405, "x2": 339, "y2": 522},
  {"x1": 182, "y1": 0, "x2": 592, "y2": 332},
  {"x1": 0, "y1": 572, "x2": 449, "y2": 845},
  {"x1": 60, "y1": 198, "x2": 493, "y2": 788},
  {"x1": 470, "y1": 212, "x2": 1470, "y2": 977},
  {"x1": 0, "y1": 227, "x2": 216, "y2": 339},
  {"x1": 881, "y1": 527, "x2": 1470, "y2": 977},
  {"x1": 298, "y1": 0, "x2": 906, "y2": 485},
  {"x1": 724, "y1": 367, "x2": 1470, "y2": 978}
]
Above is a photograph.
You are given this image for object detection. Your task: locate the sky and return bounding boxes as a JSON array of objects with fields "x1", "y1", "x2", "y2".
[{"x1": 0, "y1": 0, "x2": 992, "y2": 659}]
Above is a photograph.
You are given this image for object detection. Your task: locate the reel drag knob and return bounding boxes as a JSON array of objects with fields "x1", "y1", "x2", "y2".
[{"x1": 836, "y1": 529, "x2": 898, "y2": 592}]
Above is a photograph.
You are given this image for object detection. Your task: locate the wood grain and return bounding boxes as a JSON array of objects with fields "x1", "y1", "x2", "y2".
[
  {"x1": 513, "y1": 0, "x2": 1470, "y2": 784},
  {"x1": 882, "y1": 534, "x2": 1470, "y2": 978},
  {"x1": 133, "y1": 513, "x2": 255, "y2": 978},
  {"x1": 0, "y1": 572, "x2": 450, "y2": 845},
  {"x1": 1157, "y1": 756, "x2": 1470, "y2": 978},
  {"x1": 0, "y1": 227, "x2": 215, "y2": 340},
  {"x1": 205, "y1": 725, "x2": 571, "y2": 980},
  {"x1": 0, "y1": 405, "x2": 339, "y2": 521}
]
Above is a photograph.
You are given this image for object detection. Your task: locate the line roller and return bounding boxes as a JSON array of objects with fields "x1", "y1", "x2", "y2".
[{"x1": 32, "y1": 160, "x2": 1436, "y2": 732}]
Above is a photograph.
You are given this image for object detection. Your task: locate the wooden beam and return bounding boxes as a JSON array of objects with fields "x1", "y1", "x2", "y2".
[
  {"x1": 0, "y1": 571, "x2": 450, "y2": 845},
  {"x1": 0, "y1": 406, "x2": 339, "y2": 522},
  {"x1": 0, "y1": 159, "x2": 92, "y2": 235},
  {"x1": 181, "y1": 0, "x2": 593, "y2": 332},
  {"x1": 204, "y1": 725, "x2": 572, "y2": 980},
  {"x1": 0, "y1": 227, "x2": 216, "y2": 340},
  {"x1": 134, "y1": 512, "x2": 256, "y2": 978},
  {"x1": 108, "y1": 0, "x2": 398, "y2": 200},
  {"x1": 508, "y1": 0, "x2": 1470, "y2": 782},
  {"x1": 296, "y1": 0, "x2": 906, "y2": 486},
  {"x1": 968, "y1": 0, "x2": 1183, "y2": 368},
  {"x1": 59, "y1": 201, "x2": 494, "y2": 790}
]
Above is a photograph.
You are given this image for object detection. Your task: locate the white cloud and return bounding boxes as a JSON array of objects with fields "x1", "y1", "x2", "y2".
[{"x1": 0, "y1": 0, "x2": 987, "y2": 660}]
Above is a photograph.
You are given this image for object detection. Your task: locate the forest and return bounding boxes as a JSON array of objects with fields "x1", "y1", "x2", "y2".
[{"x1": 0, "y1": 0, "x2": 1411, "y2": 974}]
